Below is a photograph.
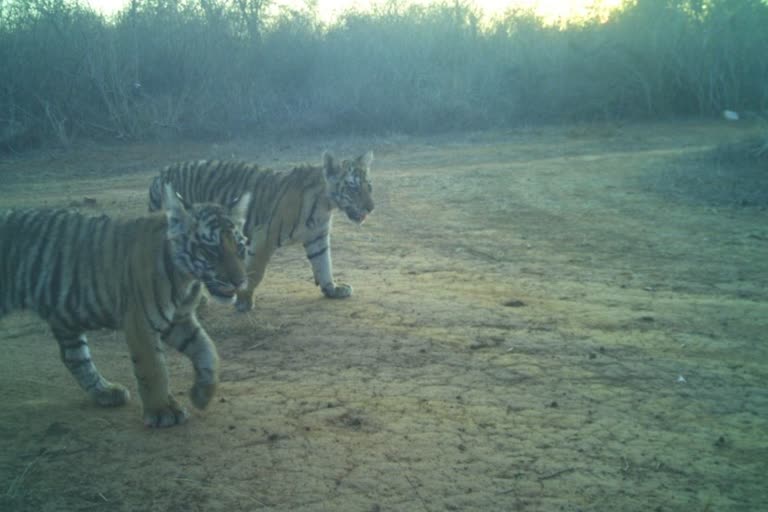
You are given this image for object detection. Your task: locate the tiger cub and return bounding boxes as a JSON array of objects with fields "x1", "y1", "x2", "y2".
[
  {"x1": 0, "y1": 185, "x2": 250, "y2": 428},
  {"x1": 148, "y1": 151, "x2": 374, "y2": 312}
]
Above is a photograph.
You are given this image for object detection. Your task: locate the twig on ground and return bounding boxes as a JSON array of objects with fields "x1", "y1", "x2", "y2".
[
  {"x1": 404, "y1": 473, "x2": 431, "y2": 512},
  {"x1": 537, "y1": 467, "x2": 576, "y2": 481},
  {"x1": 5, "y1": 449, "x2": 47, "y2": 497}
]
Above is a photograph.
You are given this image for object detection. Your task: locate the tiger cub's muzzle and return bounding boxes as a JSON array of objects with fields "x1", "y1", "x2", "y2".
[
  {"x1": 345, "y1": 204, "x2": 373, "y2": 224},
  {"x1": 204, "y1": 276, "x2": 246, "y2": 302}
]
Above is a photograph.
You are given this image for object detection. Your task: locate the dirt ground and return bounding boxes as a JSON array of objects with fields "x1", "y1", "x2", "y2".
[{"x1": 0, "y1": 122, "x2": 766, "y2": 512}]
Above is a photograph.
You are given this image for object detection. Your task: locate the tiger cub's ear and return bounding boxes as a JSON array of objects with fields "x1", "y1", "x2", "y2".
[
  {"x1": 162, "y1": 183, "x2": 192, "y2": 239},
  {"x1": 357, "y1": 151, "x2": 374, "y2": 172},
  {"x1": 322, "y1": 151, "x2": 341, "y2": 179},
  {"x1": 227, "y1": 192, "x2": 251, "y2": 229}
]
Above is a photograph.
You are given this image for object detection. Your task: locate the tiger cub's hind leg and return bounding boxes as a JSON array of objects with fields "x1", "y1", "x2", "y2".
[{"x1": 53, "y1": 328, "x2": 130, "y2": 407}]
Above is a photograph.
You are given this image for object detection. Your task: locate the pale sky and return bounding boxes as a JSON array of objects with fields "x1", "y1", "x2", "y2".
[{"x1": 85, "y1": 0, "x2": 625, "y2": 24}]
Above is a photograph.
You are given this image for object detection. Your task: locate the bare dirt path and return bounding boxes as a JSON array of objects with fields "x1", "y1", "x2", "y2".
[{"x1": 1, "y1": 122, "x2": 766, "y2": 511}]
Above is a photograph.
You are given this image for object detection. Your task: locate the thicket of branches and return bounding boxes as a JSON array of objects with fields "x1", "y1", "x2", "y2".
[{"x1": 1, "y1": 0, "x2": 767, "y2": 150}]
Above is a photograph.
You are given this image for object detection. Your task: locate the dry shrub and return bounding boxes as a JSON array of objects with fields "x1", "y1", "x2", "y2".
[{"x1": 1, "y1": 0, "x2": 767, "y2": 151}]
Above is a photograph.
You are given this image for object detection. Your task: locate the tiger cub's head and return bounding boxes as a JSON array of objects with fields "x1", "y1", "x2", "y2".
[
  {"x1": 324, "y1": 151, "x2": 374, "y2": 224},
  {"x1": 162, "y1": 184, "x2": 250, "y2": 303}
]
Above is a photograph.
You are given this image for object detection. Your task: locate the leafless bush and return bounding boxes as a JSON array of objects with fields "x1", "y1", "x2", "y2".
[{"x1": 1, "y1": 0, "x2": 767, "y2": 151}]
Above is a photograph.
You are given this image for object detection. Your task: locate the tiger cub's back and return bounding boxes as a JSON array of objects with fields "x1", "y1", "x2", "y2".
[
  {"x1": 0, "y1": 208, "x2": 158, "y2": 326},
  {"x1": 149, "y1": 160, "x2": 268, "y2": 213}
]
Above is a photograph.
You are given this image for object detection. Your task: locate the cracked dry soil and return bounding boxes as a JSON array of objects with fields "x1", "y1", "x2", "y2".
[{"x1": 1, "y1": 122, "x2": 767, "y2": 511}]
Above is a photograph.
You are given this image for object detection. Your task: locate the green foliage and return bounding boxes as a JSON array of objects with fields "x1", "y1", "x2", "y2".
[{"x1": 1, "y1": 0, "x2": 767, "y2": 150}]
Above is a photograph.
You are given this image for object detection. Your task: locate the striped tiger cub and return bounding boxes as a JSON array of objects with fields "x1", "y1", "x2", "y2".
[
  {"x1": 148, "y1": 151, "x2": 374, "y2": 312},
  {"x1": 0, "y1": 185, "x2": 250, "y2": 427}
]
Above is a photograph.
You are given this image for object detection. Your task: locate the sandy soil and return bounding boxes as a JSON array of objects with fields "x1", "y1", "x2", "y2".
[{"x1": 0, "y1": 122, "x2": 766, "y2": 511}]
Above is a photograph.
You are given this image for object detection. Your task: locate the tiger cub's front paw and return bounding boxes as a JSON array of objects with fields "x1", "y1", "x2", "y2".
[
  {"x1": 234, "y1": 290, "x2": 254, "y2": 313},
  {"x1": 143, "y1": 395, "x2": 189, "y2": 428},
  {"x1": 92, "y1": 382, "x2": 130, "y2": 407},
  {"x1": 322, "y1": 282, "x2": 353, "y2": 299},
  {"x1": 190, "y1": 381, "x2": 217, "y2": 410}
]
